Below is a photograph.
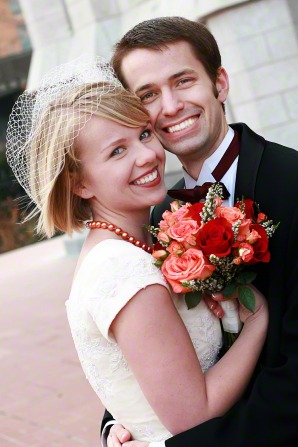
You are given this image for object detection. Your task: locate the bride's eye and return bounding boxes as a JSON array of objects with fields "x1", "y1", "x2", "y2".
[
  {"x1": 140, "y1": 129, "x2": 152, "y2": 141},
  {"x1": 111, "y1": 147, "x2": 125, "y2": 157}
]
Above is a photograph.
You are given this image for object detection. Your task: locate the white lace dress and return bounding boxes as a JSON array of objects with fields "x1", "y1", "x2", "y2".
[{"x1": 66, "y1": 240, "x2": 222, "y2": 442}]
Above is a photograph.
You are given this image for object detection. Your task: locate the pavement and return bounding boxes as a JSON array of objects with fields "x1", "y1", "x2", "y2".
[{"x1": 0, "y1": 235, "x2": 104, "y2": 447}]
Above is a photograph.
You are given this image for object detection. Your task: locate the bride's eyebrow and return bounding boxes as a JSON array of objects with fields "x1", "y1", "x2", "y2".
[{"x1": 102, "y1": 138, "x2": 126, "y2": 152}]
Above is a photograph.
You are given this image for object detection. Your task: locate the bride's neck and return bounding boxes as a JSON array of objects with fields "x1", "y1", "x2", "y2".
[{"x1": 91, "y1": 208, "x2": 152, "y2": 244}]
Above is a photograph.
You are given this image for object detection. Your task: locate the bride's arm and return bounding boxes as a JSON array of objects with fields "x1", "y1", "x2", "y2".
[{"x1": 110, "y1": 284, "x2": 268, "y2": 435}]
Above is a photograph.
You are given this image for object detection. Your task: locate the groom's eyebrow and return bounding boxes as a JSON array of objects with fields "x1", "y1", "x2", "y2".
[
  {"x1": 135, "y1": 83, "x2": 155, "y2": 95},
  {"x1": 135, "y1": 69, "x2": 197, "y2": 94}
]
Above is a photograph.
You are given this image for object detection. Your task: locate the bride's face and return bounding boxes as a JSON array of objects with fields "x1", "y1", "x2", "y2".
[{"x1": 74, "y1": 115, "x2": 166, "y2": 217}]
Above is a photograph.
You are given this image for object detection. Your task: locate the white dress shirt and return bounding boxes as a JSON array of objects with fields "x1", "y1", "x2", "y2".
[{"x1": 183, "y1": 126, "x2": 237, "y2": 206}]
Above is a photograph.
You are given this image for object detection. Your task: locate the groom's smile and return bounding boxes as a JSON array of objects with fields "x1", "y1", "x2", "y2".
[
  {"x1": 164, "y1": 116, "x2": 199, "y2": 134},
  {"x1": 120, "y1": 41, "x2": 229, "y2": 172}
]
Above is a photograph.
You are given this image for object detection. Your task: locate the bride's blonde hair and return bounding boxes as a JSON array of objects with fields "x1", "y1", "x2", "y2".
[{"x1": 24, "y1": 83, "x2": 149, "y2": 237}]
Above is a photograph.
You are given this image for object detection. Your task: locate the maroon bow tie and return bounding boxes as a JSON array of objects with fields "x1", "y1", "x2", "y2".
[
  {"x1": 168, "y1": 181, "x2": 229, "y2": 204},
  {"x1": 167, "y1": 131, "x2": 240, "y2": 204}
]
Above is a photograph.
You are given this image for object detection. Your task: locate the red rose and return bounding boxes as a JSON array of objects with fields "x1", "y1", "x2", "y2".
[
  {"x1": 235, "y1": 199, "x2": 255, "y2": 219},
  {"x1": 188, "y1": 202, "x2": 204, "y2": 225},
  {"x1": 246, "y1": 223, "x2": 270, "y2": 264},
  {"x1": 196, "y1": 217, "x2": 234, "y2": 258}
]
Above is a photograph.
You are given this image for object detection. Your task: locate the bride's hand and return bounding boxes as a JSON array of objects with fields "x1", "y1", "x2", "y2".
[
  {"x1": 203, "y1": 294, "x2": 224, "y2": 318},
  {"x1": 205, "y1": 285, "x2": 268, "y2": 325},
  {"x1": 107, "y1": 424, "x2": 131, "y2": 447}
]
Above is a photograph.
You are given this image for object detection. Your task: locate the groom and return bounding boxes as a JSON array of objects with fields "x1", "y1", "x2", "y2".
[{"x1": 102, "y1": 17, "x2": 298, "y2": 447}]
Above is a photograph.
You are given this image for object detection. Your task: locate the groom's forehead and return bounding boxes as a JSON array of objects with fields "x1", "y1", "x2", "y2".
[{"x1": 120, "y1": 41, "x2": 196, "y2": 90}]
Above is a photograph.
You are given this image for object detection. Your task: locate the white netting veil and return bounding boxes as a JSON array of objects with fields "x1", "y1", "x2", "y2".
[{"x1": 6, "y1": 56, "x2": 122, "y2": 208}]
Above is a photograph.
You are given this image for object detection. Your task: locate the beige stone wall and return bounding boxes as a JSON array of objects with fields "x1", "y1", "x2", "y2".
[
  {"x1": 207, "y1": 0, "x2": 298, "y2": 149},
  {"x1": 19, "y1": 0, "x2": 298, "y2": 151}
]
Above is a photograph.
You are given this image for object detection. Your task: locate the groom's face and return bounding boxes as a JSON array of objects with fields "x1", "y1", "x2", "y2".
[{"x1": 120, "y1": 41, "x2": 229, "y2": 164}]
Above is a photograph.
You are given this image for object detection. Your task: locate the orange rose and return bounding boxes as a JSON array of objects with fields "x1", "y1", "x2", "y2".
[
  {"x1": 215, "y1": 205, "x2": 244, "y2": 224},
  {"x1": 167, "y1": 241, "x2": 185, "y2": 255},
  {"x1": 246, "y1": 228, "x2": 261, "y2": 244},
  {"x1": 170, "y1": 200, "x2": 180, "y2": 212},
  {"x1": 257, "y1": 212, "x2": 267, "y2": 223},
  {"x1": 167, "y1": 219, "x2": 199, "y2": 244},
  {"x1": 161, "y1": 248, "x2": 216, "y2": 293},
  {"x1": 171, "y1": 204, "x2": 192, "y2": 222},
  {"x1": 152, "y1": 249, "x2": 168, "y2": 260},
  {"x1": 158, "y1": 231, "x2": 170, "y2": 244},
  {"x1": 247, "y1": 224, "x2": 270, "y2": 264},
  {"x1": 233, "y1": 242, "x2": 254, "y2": 263},
  {"x1": 161, "y1": 210, "x2": 176, "y2": 227},
  {"x1": 236, "y1": 219, "x2": 252, "y2": 241}
]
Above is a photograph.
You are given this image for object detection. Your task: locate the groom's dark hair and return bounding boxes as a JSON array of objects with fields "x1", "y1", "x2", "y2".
[{"x1": 111, "y1": 17, "x2": 222, "y2": 87}]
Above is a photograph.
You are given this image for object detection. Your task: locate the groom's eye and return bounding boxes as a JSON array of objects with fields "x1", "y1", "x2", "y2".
[
  {"x1": 140, "y1": 92, "x2": 156, "y2": 103},
  {"x1": 177, "y1": 78, "x2": 194, "y2": 86}
]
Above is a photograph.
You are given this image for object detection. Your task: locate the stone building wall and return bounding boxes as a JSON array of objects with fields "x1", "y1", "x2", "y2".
[{"x1": 19, "y1": 0, "x2": 298, "y2": 161}]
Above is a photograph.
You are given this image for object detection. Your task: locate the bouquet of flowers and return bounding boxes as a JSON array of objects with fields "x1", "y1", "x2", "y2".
[{"x1": 147, "y1": 183, "x2": 278, "y2": 346}]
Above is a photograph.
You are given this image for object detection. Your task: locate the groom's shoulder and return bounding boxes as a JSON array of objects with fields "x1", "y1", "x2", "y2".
[
  {"x1": 257, "y1": 131, "x2": 298, "y2": 175},
  {"x1": 233, "y1": 122, "x2": 298, "y2": 161},
  {"x1": 233, "y1": 122, "x2": 298, "y2": 179},
  {"x1": 150, "y1": 178, "x2": 184, "y2": 227}
]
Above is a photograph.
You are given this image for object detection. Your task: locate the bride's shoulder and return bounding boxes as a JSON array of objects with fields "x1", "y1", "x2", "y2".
[{"x1": 75, "y1": 239, "x2": 156, "y2": 281}]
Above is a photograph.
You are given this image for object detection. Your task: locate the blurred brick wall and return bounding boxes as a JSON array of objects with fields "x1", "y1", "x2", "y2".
[{"x1": 0, "y1": 0, "x2": 25, "y2": 57}]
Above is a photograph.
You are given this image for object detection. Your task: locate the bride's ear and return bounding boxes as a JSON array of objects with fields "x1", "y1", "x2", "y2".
[{"x1": 72, "y1": 174, "x2": 94, "y2": 200}]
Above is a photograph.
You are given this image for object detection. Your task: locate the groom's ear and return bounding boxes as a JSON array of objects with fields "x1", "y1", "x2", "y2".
[{"x1": 216, "y1": 67, "x2": 229, "y2": 103}]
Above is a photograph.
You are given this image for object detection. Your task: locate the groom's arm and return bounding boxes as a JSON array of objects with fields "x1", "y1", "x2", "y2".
[
  {"x1": 101, "y1": 410, "x2": 114, "y2": 434},
  {"x1": 165, "y1": 223, "x2": 298, "y2": 447},
  {"x1": 101, "y1": 410, "x2": 115, "y2": 446}
]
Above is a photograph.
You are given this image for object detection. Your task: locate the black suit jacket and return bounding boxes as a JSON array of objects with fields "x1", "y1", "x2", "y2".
[{"x1": 102, "y1": 123, "x2": 298, "y2": 446}]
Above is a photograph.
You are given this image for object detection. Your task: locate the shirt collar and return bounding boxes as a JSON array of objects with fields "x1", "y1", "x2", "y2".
[{"x1": 184, "y1": 126, "x2": 235, "y2": 188}]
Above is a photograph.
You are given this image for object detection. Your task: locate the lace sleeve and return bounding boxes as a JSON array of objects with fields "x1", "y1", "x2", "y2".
[{"x1": 86, "y1": 240, "x2": 169, "y2": 342}]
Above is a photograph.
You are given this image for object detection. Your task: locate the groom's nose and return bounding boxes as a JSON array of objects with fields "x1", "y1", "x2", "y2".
[{"x1": 161, "y1": 89, "x2": 183, "y2": 117}]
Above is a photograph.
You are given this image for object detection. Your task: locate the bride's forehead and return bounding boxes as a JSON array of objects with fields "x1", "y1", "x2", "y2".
[{"x1": 75, "y1": 116, "x2": 142, "y2": 150}]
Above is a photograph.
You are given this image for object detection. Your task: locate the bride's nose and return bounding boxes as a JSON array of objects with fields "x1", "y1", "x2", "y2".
[{"x1": 135, "y1": 144, "x2": 157, "y2": 166}]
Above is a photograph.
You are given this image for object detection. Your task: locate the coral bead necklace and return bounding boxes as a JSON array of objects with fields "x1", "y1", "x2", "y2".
[{"x1": 86, "y1": 220, "x2": 153, "y2": 254}]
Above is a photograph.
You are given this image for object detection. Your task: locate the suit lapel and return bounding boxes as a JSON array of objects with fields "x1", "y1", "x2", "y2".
[
  {"x1": 231, "y1": 123, "x2": 265, "y2": 203},
  {"x1": 171, "y1": 178, "x2": 185, "y2": 189}
]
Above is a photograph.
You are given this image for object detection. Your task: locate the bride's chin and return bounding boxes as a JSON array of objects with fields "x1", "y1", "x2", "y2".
[{"x1": 153, "y1": 190, "x2": 167, "y2": 205}]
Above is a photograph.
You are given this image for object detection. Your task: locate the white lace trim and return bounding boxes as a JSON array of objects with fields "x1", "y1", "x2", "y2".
[{"x1": 67, "y1": 240, "x2": 222, "y2": 442}]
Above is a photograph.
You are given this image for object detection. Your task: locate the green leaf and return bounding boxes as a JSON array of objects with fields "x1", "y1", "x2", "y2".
[
  {"x1": 235, "y1": 271, "x2": 257, "y2": 285},
  {"x1": 185, "y1": 291, "x2": 203, "y2": 309},
  {"x1": 222, "y1": 282, "x2": 237, "y2": 298},
  {"x1": 154, "y1": 260, "x2": 163, "y2": 267},
  {"x1": 238, "y1": 285, "x2": 255, "y2": 312}
]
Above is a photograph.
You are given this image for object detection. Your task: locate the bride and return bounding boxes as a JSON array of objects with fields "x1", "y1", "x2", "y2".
[{"x1": 6, "y1": 59, "x2": 268, "y2": 445}]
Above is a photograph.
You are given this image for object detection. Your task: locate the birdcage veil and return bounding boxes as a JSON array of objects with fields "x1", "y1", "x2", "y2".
[{"x1": 6, "y1": 55, "x2": 123, "y2": 209}]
